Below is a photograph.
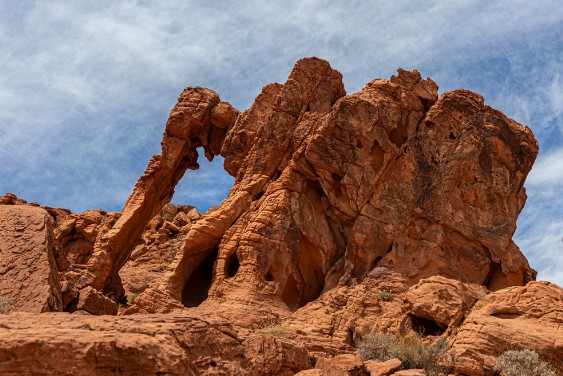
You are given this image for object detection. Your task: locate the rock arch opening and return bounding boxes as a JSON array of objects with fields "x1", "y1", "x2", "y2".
[
  {"x1": 182, "y1": 247, "x2": 219, "y2": 308},
  {"x1": 171, "y1": 151, "x2": 235, "y2": 212}
]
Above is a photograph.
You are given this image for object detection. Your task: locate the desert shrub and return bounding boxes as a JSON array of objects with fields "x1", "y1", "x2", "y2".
[
  {"x1": 358, "y1": 332, "x2": 455, "y2": 375},
  {"x1": 258, "y1": 318, "x2": 290, "y2": 338},
  {"x1": 494, "y1": 349, "x2": 556, "y2": 376},
  {"x1": 358, "y1": 332, "x2": 395, "y2": 361},
  {"x1": 0, "y1": 295, "x2": 14, "y2": 314},
  {"x1": 378, "y1": 289, "x2": 394, "y2": 301},
  {"x1": 162, "y1": 213, "x2": 174, "y2": 222},
  {"x1": 127, "y1": 293, "x2": 139, "y2": 306}
]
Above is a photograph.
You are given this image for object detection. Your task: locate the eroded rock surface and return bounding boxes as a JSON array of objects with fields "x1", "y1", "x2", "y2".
[
  {"x1": 71, "y1": 87, "x2": 239, "y2": 302},
  {"x1": 451, "y1": 281, "x2": 563, "y2": 375},
  {"x1": 0, "y1": 313, "x2": 251, "y2": 375},
  {"x1": 0, "y1": 205, "x2": 62, "y2": 313},
  {"x1": 126, "y1": 57, "x2": 537, "y2": 322}
]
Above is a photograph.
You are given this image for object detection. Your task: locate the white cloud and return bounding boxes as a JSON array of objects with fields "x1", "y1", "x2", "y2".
[{"x1": 527, "y1": 148, "x2": 563, "y2": 187}]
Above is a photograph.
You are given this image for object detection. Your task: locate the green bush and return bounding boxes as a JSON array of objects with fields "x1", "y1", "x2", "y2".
[
  {"x1": 0, "y1": 295, "x2": 14, "y2": 314},
  {"x1": 162, "y1": 213, "x2": 174, "y2": 222},
  {"x1": 127, "y1": 293, "x2": 139, "y2": 306},
  {"x1": 378, "y1": 289, "x2": 394, "y2": 301},
  {"x1": 358, "y1": 332, "x2": 455, "y2": 375},
  {"x1": 494, "y1": 349, "x2": 556, "y2": 376}
]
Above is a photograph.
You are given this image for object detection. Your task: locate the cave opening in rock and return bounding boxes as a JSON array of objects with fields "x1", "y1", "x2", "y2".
[
  {"x1": 297, "y1": 234, "x2": 325, "y2": 306},
  {"x1": 409, "y1": 314, "x2": 445, "y2": 336},
  {"x1": 225, "y1": 252, "x2": 240, "y2": 278},
  {"x1": 171, "y1": 148, "x2": 235, "y2": 212},
  {"x1": 485, "y1": 261, "x2": 506, "y2": 292},
  {"x1": 281, "y1": 274, "x2": 300, "y2": 311},
  {"x1": 182, "y1": 247, "x2": 219, "y2": 308}
]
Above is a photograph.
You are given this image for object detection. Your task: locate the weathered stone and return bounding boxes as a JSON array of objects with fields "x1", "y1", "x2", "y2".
[
  {"x1": 73, "y1": 286, "x2": 118, "y2": 315},
  {"x1": 364, "y1": 358, "x2": 402, "y2": 376},
  {"x1": 451, "y1": 281, "x2": 563, "y2": 376},
  {"x1": 0, "y1": 205, "x2": 62, "y2": 313},
  {"x1": 315, "y1": 353, "x2": 368, "y2": 376},
  {"x1": 243, "y1": 333, "x2": 311, "y2": 375},
  {"x1": 0, "y1": 313, "x2": 252, "y2": 375},
  {"x1": 405, "y1": 276, "x2": 481, "y2": 331},
  {"x1": 0, "y1": 57, "x2": 547, "y2": 375},
  {"x1": 390, "y1": 370, "x2": 425, "y2": 376}
]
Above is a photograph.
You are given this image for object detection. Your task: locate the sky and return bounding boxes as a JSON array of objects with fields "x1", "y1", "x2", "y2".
[{"x1": 0, "y1": 1, "x2": 561, "y2": 285}]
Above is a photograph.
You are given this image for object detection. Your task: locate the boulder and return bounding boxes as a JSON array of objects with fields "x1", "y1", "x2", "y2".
[
  {"x1": 405, "y1": 276, "x2": 481, "y2": 332},
  {"x1": 364, "y1": 358, "x2": 402, "y2": 376},
  {"x1": 451, "y1": 281, "x2": 563, "y2": 375},
  {"x1": 0, "y1": 205, "x2": 62, "y2": 313}
]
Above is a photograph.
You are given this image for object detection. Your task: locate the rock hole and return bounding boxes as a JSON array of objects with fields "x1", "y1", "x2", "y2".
[
  {"x1": 64, "y1": 296, "x2": 79, "y2": 313},
  {"x1": 369, "y1": 256, "x2": 382, "y2": 272},
  {"x1": 356, "y1": 138, "x2": 363, "y2": 149},
  {"x1": 297, "y1": 235, "x2": 325, "y2": 306},
  {"x1": 182, "y1": 247, "x2": 218, "y2": 308},
  {"x1": 305, "y1": 103, "x2": 311, "y2": 112},
  {"x1": 264, "y1": 271, "x2": 275, "y2": 281},
  {"x1": 281, "y1": 274, "x2": 300, "y2": 311},
  {"x1": 369, "y1": 142, "x2": 385, "y2": 173},
  {"x1": 331, "y1": 172, "x2": 343, "y2": 182},
  {"x1": 346, "y1": 328, "x2": 356, "y2": 347},
  {"x1": 409, "y1": 314, "x2": 445, "y2": 336},
  {"x1": 490, "y1": 312, "x2": 519, "y2": 319},
  {"x1": 485, "y1": 261, "x2": 507, "y2": 292},
  {"x1": 225, "y1": 252, "x2": 240, "y2": 278},
  {"x1": 388, "y1": 123, "x2": 407, "y2": 148},
  {"x1": 449, "y1": 131, "x2": 456, "y2": 140}
]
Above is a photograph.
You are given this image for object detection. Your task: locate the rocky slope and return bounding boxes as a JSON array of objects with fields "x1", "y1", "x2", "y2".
[{"x1": 1, "y1": 57, "x2": 560, "y2": 376}]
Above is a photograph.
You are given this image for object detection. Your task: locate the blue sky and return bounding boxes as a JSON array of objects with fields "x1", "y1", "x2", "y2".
[{"x1": 0, "y1": 1, "x2": 561, "y2": 284}]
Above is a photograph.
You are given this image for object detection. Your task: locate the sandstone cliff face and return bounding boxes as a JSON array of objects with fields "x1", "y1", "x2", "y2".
[
  {"x1": 120, "y1": 57, "x2": 537, "y2": 319},
  {"x1": 0, "y1": 57, "x2": 556, "y2": 376}
]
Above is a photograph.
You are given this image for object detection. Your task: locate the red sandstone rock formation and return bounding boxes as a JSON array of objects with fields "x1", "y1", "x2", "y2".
[
  {"x1": 124, "y1": 57, "x2": 537, "y2": 321},
  {"x1": 451, "y1": 281, "x2": 563, "y2": 375},
  {"x1": 0, "y1": 57, "x2": 559, "y2": 376},
  {"x1": 0, "y1": 312, "x2": 252, "y2": 375},
  {"x1": 0, "y1": 205, "x2": 62, "y2": 313},
  {"x1": 71, "y1": 88, "x2": 239, "y2": 301}
]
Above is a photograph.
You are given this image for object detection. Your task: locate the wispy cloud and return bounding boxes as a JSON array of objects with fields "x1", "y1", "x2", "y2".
[
  {"x1": 515, "y1": 147, "x2": 563, "y2": 286},
  {"x1": 0, "y1": 0, "x2": 561, "y2": 284}
]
